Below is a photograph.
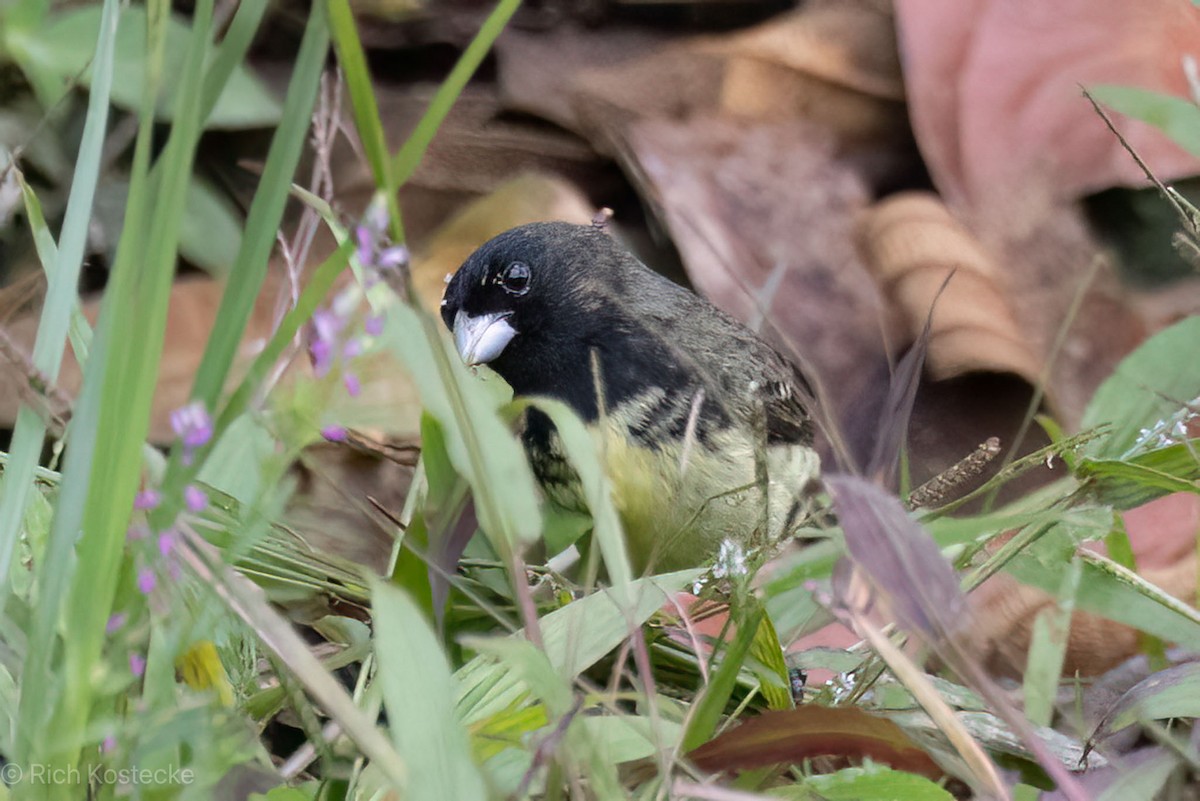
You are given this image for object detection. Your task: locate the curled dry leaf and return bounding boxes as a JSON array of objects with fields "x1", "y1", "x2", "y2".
[
  {"x1": 858, "y1": 192, "x2": 1044, "y2": 391},
  {"x1": 688, "y1": 705, "x2": 944, "y2": 781}
]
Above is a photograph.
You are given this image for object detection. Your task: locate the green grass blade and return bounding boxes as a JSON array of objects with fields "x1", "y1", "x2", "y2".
[
  {"x1": 198, "y1": 0, "x2": 270, "y2": 125},
  {"x1": 326, "y1": 0, "x2": 402, "y2": 238},
  {"x1": 44, "y1": 0, "x2": 218, "y2": 776},
  {"x1": 19, "y1": 178, "x2": 93, "y2": 362},
  {"x1": 390, "y1": 0, "x2": 520, "y2": 187},
  {"x1": 0, "y1": 0, "x2": 117, "y2": 597},
  {"x1": 187, "y1": 6, "x2": 329, "y2": 410},
  {"x1": 373, "y1": 579, "x2": 486, "y2": 799}
]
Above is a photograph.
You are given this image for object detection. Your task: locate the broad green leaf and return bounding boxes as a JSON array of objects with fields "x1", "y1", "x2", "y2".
[
  {"x1": 1090, "y1": 84, "x2": 1200, "y2": 158},
  {"x1": 372, "y1": 580, "x2": 486, "y2": 800},
  {"x1": 1095, "y1": 662, "x2": 1200, "y2": 735},
  {"x1": 521, "y1": 397, "x2": 632, "y2": 586},
  {"x1": 777, "y1": 764, "x2": 955, "y2": 801},
  {"x1": 1076, "y1": 440, "x2": 1200, "y2": 509},
  {"x1": 179, "y1": 178, "x2": 243, "y2": 276},
  {"x1": 1007, "y1": 549, "x2": 1200, "y2": 649},
  {"x1": 1081, "y1": 315, "x2": 1200, "y2": 459},
  {"x1": 12, "y1": 6, "x2": 282, "y2": 128},
  {"x1": 456, "y1": 570, "x2": 702, "y2": 723},
  {"x1": 383, "y1": 303, "x2": 541, "y2": 555}
]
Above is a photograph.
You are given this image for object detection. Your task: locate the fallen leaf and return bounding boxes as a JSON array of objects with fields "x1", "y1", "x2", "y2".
[
  {"x1": 895, "y1": 0, "x2": 1200, "y2": 212},
  {"x1": 688, "y1": 705, "x2": 944, "y2": 780}
]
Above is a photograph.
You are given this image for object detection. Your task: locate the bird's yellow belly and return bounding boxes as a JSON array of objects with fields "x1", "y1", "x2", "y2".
[{"x1": 549, "y1": 418, "x2": 819, "y2": 573}]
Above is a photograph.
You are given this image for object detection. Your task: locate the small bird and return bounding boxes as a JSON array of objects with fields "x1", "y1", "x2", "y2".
[{"x1": 440, "y1": 221, "x2": 820, "y2": 572}]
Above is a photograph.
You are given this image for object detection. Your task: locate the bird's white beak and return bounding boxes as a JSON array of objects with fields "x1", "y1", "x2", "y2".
[{"x1": 453, "y1": 310, "x2": 517, "y2": 366}]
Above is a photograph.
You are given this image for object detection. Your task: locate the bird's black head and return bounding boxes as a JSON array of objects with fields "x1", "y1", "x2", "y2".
[{"x1": 440, "y1": 222, "x2": 625, "y2": 397}]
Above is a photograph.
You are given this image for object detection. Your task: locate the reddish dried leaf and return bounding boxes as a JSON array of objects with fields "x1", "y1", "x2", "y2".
[
  {"x1": 896, "y1": 0, "x2": 1200, "y2": 210},
  {"x1": 688, "y1": 706, "x2": 943, "y2": 780}
]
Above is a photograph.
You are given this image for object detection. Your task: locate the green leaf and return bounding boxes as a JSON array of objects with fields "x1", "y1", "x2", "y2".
[
  {"x1": 372, "y1": 579, "x2": 487, "y2": 800},
  {"x1": 178, "y1": 177, "x2": 243, "y2": 275},
  {"x1": 1089, "y1": 84, "x2": 1200, "y2": 158},
  {"x1": 788, "y1": 764, "x2": 956, "y2": 801},
  {"x1": 456, "y1": 570, "x2": 702, "y2": 723},
  {"x1": 1076, "y1": 440, "x2": 1200, "y2": 509},
  {"x1": 1096, "y1": 662, "x2": 1200, "y2": 735},
  {"x1": 15, "y1": 5, "x2": 281, "y2": 128},
  {"x1": 520, "y1": 397, "x2": 632, "y2": 586},
  {"x1": 1006, "y1": 548, "x2": 1200, "y2": 650},
  {"x1": 1081, "y1": 315, "x2": 1200, "y2": 459},
  {"x1": 1022, "y1": 558, "x2": 1081, "y2": 727},
  {"x1": 383, "y1": 304, "x2": 542, "y2": 556},
  {"x1": 683, "y1": 601, "x2": 762, "y2": 752}
]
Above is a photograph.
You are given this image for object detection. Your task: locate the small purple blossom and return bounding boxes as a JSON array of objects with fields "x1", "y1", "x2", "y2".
[
  {"x1": 364, "y1": 314, "x2": 385, "y2": 337},
  {"x1": 134, "y1": 490, "x2": 160, "y2": 511},
  {"x1": 183, "y1": 485, "x2": 208, "y2": 514},
  {"x1": 158, "y1": 530, "x2": 177, "y2": 558},
  {"x1": 344, "y1": 372, "x2": 361, "y2": 398},
  {"x1": 106, "y1": 613, "x2": 127, "y2": 634},
  {"x1": 101, "y1": 735, "x2": 117, "y2": 754},
  {"x1": 354, "y1": 195, "x2": 409, "y2": 274},
  {"x1": 170, "y1": 401, "x2": 214, "y2": 451},
  {"x1": 137, "y1": 567, "x2": 156, "y2": 595},
  {"x1": 342, "y1": 338, "x2": 363, "y2": 360},
  {"x1": 321, "y1": 425, "x2": 347, "y2": 442},
  {"x1": 309, "y1": 337, "x2": 334, "y2": 378},
  {"x1": 376, "y1": 244, "x2": 409, "y2": 270},
  {"x1": 129, "y1": 653, "x2": 146, "y2": 678},
  {"x1": 312, "y1": 308, "x2": 345, "y2": 344}
]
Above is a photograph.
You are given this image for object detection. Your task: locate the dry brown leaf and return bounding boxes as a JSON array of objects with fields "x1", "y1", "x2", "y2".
[
  {"x1": 622, "y1": 116, "x2": 895, "y2": 430},
  {"x1": 895, "y1": 0, "x2": 1200, "y2": 212},
  {"x1": 859, "y1": 192, "x2": 1044, "y2": 390},
  {"x1": 498, "y1": 0, "x2": 908, "y2": 157}
]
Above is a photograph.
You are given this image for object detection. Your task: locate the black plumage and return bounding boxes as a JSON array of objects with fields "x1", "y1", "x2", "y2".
[{"x1": 440, "y1": 221, "x2": 819, "y2": 571}]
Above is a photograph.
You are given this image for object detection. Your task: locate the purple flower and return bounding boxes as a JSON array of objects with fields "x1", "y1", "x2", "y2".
[
  {"x1": 129, "y1": 653, "x2": 146, "y2": 678},
  {"x1": 134, "y1": 490, "x2": 160, "y2": 511},
  {"x1": 137, "y1": 567, "x2": 156, "y2": 595},
  {"x1": 106, "y1": 613, "x2": 127, "y2": 634},
  {"x1": 312, "y1": 308, "x2": 344, "y2": 344},
  {"x1": 170, "y1": 402, "x2": 214, "y2": 451},
  {"x1": 183, "y1": 485, "x2": 207, "y2": 513},
  {"x1": 101, "y1": 735, "x2": 117, "y2": 754},
  {"x1": 158, "y1": 530, "x2": 177, "y2": 558},
  {"x1": 364, "y1": 314, "x2": 385, "y2": 337},
  {"x1": 377, "y1": 244, "x2": 409, "y2": 271},
  {"x1": 354, "y1": 224, "x2": 374, "y2": 267},
  {"x1": 342, "y1": 338, "x2": 363, "y2": 360},
  {"x1": 309, "y1": 337, "x2": 334, "y2": 378},
  {"x1": 344, "y1": 372, "x2": 361, "y2": 397},
  {"x1": 321, "y1": 425, "x2": 347, "y2": 442}
]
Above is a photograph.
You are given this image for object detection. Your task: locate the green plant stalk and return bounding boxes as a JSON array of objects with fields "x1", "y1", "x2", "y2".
[
  {"x1": 152, "y1": 5, "x2": 330, "y2": 529},
  {"x1": 390, "y1": 0, "x2": 521, "y2": 187},
  {"x1": 20, "y1": 179, "x2": 93, "y2": 361},
  {"x1": 45, "y1": 0, "x2": 216, "y2": 782},
  {"x1": 325, "y1": 0, "x2": 403, "y2": 240},
  {"x1": 0, "y1": 0, "x2": 117, "y2": 599}
]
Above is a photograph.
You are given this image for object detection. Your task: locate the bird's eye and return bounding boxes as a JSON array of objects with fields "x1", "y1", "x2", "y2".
[{"x1": 500, "y1": 262, "x2": 532, "y2": 296}]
